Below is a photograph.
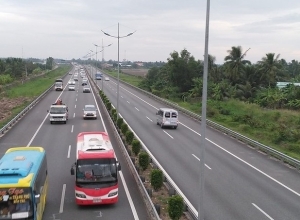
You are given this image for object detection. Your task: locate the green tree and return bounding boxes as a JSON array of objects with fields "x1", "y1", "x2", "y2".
[
  {"x1": 257, "y1": 53, "x2": 282, "y2": 87},
  {"x1": 224, "y1": 46, "x2": 251, "y2": 85}
]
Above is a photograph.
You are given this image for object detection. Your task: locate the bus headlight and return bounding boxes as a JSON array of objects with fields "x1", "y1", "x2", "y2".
[
  {"x1": 108, "y1": 191, "x2": 118, "y2": 197},
  {"x1": 76, "y1": 193, "x2": 86, "y2": 198}
]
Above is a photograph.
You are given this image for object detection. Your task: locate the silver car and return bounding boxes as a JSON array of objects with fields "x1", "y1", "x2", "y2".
[{"x1": 83, "y1": 104, "x2": 97, "y2": 119}]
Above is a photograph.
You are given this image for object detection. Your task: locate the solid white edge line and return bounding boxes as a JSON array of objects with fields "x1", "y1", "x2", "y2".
[
  {"x1": 206, "y1": 138, "x2": 300, "y2": 197},
  {"x1": 26, "y1": 114, "x2": 49, "y2": 147},
  {"x1": 119, "y1": 171, "x2": 139, "y2": 220},
  {"x1": 59, "y1": 184, "x2": 66, "y2": 213},
  {"x1": 252, "y1": 203, "x2": 274, "y2": 220}
]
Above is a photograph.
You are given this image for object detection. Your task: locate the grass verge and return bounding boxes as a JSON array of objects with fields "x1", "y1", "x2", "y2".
[{"x1": 0, "y1": 65, "x2": 71, "y2": 129}]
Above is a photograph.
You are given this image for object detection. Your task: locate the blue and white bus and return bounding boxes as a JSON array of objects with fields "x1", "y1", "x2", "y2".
[{"x1": 0, "y1": 147, "x2": 48, "y2": 220}]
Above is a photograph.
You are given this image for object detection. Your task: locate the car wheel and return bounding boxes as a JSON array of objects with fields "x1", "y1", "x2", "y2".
[
  {"x1": 174, "y1": 126, "x2": 177, "y2": 129},
  {"x1": 50, "y1": 121, "x2": 53, "y2": 124},
  {"x1": 156, "y1": 121, "x2": 159, "y2": 125},
  {"x1": 64, "y1": 121, "x2": 66, "y2": 124}
]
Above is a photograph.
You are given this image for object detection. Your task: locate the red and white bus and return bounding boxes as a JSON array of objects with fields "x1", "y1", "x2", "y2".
[{"x1": 71, "y1": 131, "x2": 121, "y2": 205}]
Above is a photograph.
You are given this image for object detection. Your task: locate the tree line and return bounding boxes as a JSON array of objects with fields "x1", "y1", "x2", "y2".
[
  {"x1": 0, "y1": 57, "x2": 55, "y2": 85},
  {"x1": 139, "y1": 46, "x2": 300, "y2": 110}
]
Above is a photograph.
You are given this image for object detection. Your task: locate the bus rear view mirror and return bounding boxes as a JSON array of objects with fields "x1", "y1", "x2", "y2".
[{"x1": 35, "y1": 194, "x2": 40, "y2": 204}]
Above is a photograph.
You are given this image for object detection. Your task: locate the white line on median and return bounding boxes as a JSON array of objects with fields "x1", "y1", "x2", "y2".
[
  {"x1": 252, "y1": 203, "x2": 274, "y2": 220},
  {"x1": 67, "y1": 145, "x2": 71, "y2": 158},
  {"x1": 163, "y1": 130, "x2": 173, "y2": 139},
  {"x1": 59, "y1": 184, "x2": 66, "y2": 213},
  {"x1": 192, "y1": 154, "x2": 211, "y2": 170},
  {"x1": 146, "y1": 116, "x2": 153, "y2": 122}
]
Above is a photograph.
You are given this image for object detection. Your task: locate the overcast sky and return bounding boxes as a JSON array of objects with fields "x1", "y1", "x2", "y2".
[{"x1": 1, "y1": 0, "x2": 300, "y2": 64}]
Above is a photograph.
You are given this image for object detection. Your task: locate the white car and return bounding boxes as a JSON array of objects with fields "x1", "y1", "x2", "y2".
[
  {"x1": 83, "y1": 85, "x2": 91, "y2": 93},
  {"x1": 68, "y1": 80, "x2": 75, "y2": 85},
  {"x1": 105, "y1": 77, "x2": 110, "y2": 81},
  {"x1": 83, "y1": 104, "x2": 97, "y2": 119},
  {"x1": 68, "y1": 84, "x2": 75, "y2": 91}
]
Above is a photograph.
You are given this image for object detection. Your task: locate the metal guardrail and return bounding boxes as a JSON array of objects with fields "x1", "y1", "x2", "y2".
[{"x1": 107, "y1": 74, "x2": 300, "y2": 171}]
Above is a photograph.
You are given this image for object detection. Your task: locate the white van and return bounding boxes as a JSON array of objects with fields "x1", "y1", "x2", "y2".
[{"x1": 156, "y1": 108, "x2": 178, "y2": 129}]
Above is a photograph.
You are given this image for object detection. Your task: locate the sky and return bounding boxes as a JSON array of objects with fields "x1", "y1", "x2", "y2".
[{"x1": 0, "y1": 0, "x2": 300, "y2": 64}]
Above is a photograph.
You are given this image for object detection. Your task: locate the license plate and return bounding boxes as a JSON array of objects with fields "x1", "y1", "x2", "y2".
[{"x1": 93, "y1": 198, "x2": 102, "y2": 203}]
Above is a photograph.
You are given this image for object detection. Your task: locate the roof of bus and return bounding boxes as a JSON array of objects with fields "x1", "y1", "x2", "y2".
[
  {"x1": 76, "y1": 132, "x2": 115, "y2": 160},
  {"x1": 0, "y1": 147, "x2": 45, "y2": 187},
  {"x1": 77, "y1": 149, "x2": 115, "y2": 159}
]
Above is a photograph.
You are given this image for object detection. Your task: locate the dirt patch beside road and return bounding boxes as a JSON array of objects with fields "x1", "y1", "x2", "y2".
[
  {"x1": 121, "y1": 68, "x2": 148, "y2": 77},
  {"x1": 0, "y1": 97, "x2": 32, "y2": 124}
]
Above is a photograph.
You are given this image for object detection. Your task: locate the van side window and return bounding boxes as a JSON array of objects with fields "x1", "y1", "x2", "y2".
[
  {"x1": 171, "y1": 112, "x2": 177, "y2": 118},
  {"x1": 165, "y1": 112, "x2": 170, "y2": 118}
]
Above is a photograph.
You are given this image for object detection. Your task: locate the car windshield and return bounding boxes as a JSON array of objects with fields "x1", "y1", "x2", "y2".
[{"x1": 84, "y1": 106, "x2": 95, "y2": 111}]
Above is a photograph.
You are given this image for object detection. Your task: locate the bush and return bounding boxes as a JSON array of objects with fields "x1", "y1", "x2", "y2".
[
  {"x1": 106, "y1": 102, "x2": 112, "y2": 111},
  {"x1": 132, "y1": 139, "x2": 141, "y2": 156},
  {"x1": 150, "y1": 169, "x2": 163, "y2": 191},
  {"x1": 112, "y1": 112, "x2": 117, "y2": 122},
  {"x1": 121, "y1": 123, "x2": 129, "y2": 135},
  {"x1": 125, "y1": 130, "x2": 134, "y2": 144},
  {"x1": 168, "y1": 195, "x2": 184, "y2": 220},
  {"x1": 139, "y1": 152, "x2": 149, "y2": 170},
  {"x1": 111, "y1": 108, "x2": 116, "y2": 117},
  {"x1": 117, "y1": 117, "x2": 124, "y2": 128}
]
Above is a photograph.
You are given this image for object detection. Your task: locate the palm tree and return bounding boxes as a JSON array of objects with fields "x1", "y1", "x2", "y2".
[
  {"x1": 224, "y1": 46, "x2": 251, "y2": 85},
  {"x1": 257, "y1": 53, "x2": 282, "y2": 87}
]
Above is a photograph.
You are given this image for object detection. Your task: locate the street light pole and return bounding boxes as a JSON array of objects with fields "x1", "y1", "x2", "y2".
[
  {"x1": 94, "y1": 44, "x2": 101, "y2": 80},
  {"x1": 198, "y1": 1, "x2": 210, "y2": 220},
  {"x1": 100, "y1": 42, "x2": 112, "y2": 92},
  {"x1": 90, "y1": 50, "x2": 93, "y2": 76},
  {"x1": 101, "y1": 23, "x2": 135, "y2": 119}
]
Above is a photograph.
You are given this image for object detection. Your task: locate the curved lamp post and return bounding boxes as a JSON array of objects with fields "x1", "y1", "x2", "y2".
[
  {"x1": 89, "y1": 50, "x2": 93, "y2": 76},
  {"x1": 101, "y1": 23, "x2": 135, "y2": 119},
  {"x1": 94, "y1": 44, "x2": 101, "y2": 79},
  {"x1": 99, "y1": 42, "x2": 112, "y2": 91}
]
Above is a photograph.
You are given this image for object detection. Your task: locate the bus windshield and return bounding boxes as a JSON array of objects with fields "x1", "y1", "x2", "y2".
[
  {"x1": 76, "y1": 158, "x2": 117, "y2": 183},
  {"x1": 0, "y1": 187, "x2": 33, "y2": 219}
]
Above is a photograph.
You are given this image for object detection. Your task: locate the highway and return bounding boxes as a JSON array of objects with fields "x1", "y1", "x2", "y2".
[
  {"x1": 0, "y1": 67, "x2": 149, "y2": 220},
  {"x1": 93, "y1": 67, "x2": 300, "y2": 220}
]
